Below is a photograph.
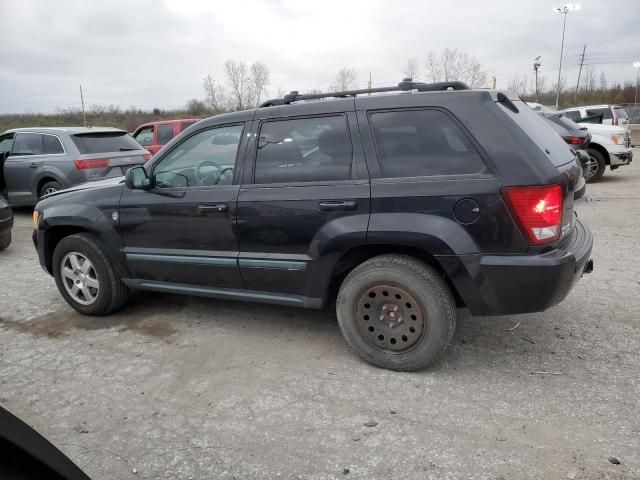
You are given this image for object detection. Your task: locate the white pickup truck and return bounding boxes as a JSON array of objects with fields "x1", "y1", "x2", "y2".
[{"x1": 528, "y1": 103, "x2": 632, "y2": 182}]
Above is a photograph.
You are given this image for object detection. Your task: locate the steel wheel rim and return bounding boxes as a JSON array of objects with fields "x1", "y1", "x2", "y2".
[
  {"x1": 60, "y1": 252, "x2": 99, "y2": 305},
  {"x1": 355, "y1": 283, "x2": 426, "y2": 352},
  {"x1": 43, "y1": 187, "x2": 58, "y2": 196}
]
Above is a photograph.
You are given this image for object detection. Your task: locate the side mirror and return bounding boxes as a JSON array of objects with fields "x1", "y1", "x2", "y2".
[{"x1": 125, "y1": 166, "x2": 151, "y2": 189}]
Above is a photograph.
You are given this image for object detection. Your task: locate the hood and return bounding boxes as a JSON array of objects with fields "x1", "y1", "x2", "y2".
[
  {"x1": 581, "y1": 123, "x2": 626, "y2": 135},
  {"x1": 42, "y1": 176, "x2": 124, "y2": 199}
]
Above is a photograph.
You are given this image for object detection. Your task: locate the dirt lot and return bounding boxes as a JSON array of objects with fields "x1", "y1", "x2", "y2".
[{"x1": 1, "y1": 154, "x2": 639, "y2": 480}]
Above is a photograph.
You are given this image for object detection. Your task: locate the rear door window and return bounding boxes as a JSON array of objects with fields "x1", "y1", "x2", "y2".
[
  {"x1": 72, "y1": 132, "x2": 142, "y2": 154},
  {"x1": 563, "y1": 110, "x2": 582, "y2": 121},
  {"x1": 586, "y1": 108, "x2": 612, "y2": 120},
  {"x1": 43, "y1": 135, "x2": 64, "y2": 154},
  {"x1": 254, "y1": 115, "x2": 353, "y2": 184},
  {"x1": 12, "y1": 133, "x2": 44, "y2": 156},
  {"x1": 369, "y1": 109, "x2": 488, "y2": 178},
  {"x1": 157, "y1": 124, "x2": 174, "y2": 145}
]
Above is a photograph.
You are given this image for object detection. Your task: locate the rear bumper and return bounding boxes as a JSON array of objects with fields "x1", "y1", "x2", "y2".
[{"x1": 442, "y1": 218, "x2": 593, "y2": 316}]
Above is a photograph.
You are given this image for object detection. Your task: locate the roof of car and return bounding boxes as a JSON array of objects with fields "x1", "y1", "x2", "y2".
[
  {"x1": 134, "y1": 119, "x2": 200, "y2": 129},
  {"x1": 564, "y1": 104, "x2": 613, "y2": 110},
  {"x1": 4, "y1": 126, "x2": 125, "y2": 135}
]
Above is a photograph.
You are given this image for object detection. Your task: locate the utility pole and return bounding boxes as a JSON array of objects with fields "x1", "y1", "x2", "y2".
[
  {"x1": 79, "y1": 84, "x2": 87, "y2": 127},
  {"x1": 633, "y1": 62, "x2": 640, "y2": 105},
  {"x1": 575, "y1": 44, "x2": 586, "y2": 102},
  {"x1": 492, "y1": 76, "x2": 496, "y2": 89},
  {"x1": 368, "y1": 72, "x2": 372, "y2": 95},
  {"x1": 533, "y1": 56, "x2": 542, "y2": 102}
]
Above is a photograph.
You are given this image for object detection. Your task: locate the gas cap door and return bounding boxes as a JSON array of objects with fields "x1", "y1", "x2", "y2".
[{"x1": 453, "y1": 198, "x2": 480, "y2": 225}]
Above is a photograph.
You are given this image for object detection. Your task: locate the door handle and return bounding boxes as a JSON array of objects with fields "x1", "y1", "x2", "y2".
[
  {"x1": 198, "y1": 203, "x2": 228, "y2": 213},
  {"x1": 318, "y1": 200, "x2": 357, "y2": 212},
  {"x1": 29, "y1": 163, "x2": 41, "y2": 168}
]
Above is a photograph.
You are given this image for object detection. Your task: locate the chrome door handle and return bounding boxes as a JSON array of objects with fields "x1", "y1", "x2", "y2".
[
  {"x1": 198, "y1": 203, "x2": 228, "y2": 213},
  {"x1": 318, "y1": 200, "x2": 357, "y2": 212}
]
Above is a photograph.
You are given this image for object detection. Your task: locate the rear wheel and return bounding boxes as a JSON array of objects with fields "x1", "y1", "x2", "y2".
[
  {"x1": 53, "y1": 233, "x2": 129, "y2": 315},
  {"x1": 336, "y1": 254, "x2": 456, "y2": 371},
  {"x1": 586, "y1": 149, "x2": 606, "y2": 183},
  {"x1": 39, "y1": 180, "x2": 63, "y2": 199}
]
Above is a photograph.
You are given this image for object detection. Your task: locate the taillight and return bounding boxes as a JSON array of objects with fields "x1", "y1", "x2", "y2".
[
  {"x1": 142, "y1": 154, "x2": 152, "y2": 162},
  {"x1": 502, "y1": 185, "x2": 563, "y2": 245},
  {"x1": 74, "y1": 158, "x2": 109, "y2": 170},
  {"x1": 562, "y1": 135, "x2": 582, "y2": 145}
]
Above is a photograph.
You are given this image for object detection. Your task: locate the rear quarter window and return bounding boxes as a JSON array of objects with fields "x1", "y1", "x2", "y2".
[
  {"x1": 499, "y1": 101, "x2": 574, "y2": 167},
  {"x1": 369, "y1": 109, "x2": 488, "y2": 178},
  {"x1": 72, "y1": 132, "x2": 142, "y2": 154}
]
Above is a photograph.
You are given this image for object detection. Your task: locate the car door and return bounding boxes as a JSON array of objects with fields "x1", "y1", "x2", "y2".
[
  {"x1": 4, "y1": 132, "x2": 45, "y2": 205},
  {"x1": 119, "y1": 122, "x2": 248, "y2": 289},
  {"x1": 0, "y1": 133, "x2": 15, "y2": 194},
  {"x1": 236, "y1": 102, "x2": 370, "y2": 302}
]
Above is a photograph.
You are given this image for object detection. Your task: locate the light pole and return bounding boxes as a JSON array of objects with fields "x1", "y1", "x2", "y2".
[
  {"x1": 633, "y1": 61, "x2": 640, "y2": 105},
  {"x1": 534, "y1": 56, "x2": 541, "y2": 102},
  {"x1": 554, "y1": 4, "x2": 581, "y2": 110}
]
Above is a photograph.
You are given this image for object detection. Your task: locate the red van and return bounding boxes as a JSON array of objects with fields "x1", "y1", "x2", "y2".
[{"x1": 132, "y1": 119, "x2": 199, "y2": 155}]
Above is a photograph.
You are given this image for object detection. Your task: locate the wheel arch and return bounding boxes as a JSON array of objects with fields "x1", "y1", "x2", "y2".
[
  {"x1": 587, "y1": 142, "x2": 610, "y2": 165},
  {"x1": 328, "y1": 244, "x2": 465, "y2": 308}
]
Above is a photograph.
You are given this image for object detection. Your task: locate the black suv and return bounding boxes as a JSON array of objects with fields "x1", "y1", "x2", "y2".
[{"x1": 33, "y1": 80, "x2": 593, "y2": 371}]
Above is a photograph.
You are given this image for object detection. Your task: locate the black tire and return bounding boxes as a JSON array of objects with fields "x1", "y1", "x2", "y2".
[
  {"x1": 52, "y1": 233, "x2": 129, "y2": 315},
  {"x1": 0, "y1": 231, "x2": 10, "y2": 251},
  {"x1": 586, "y1": 149, "x2": 606, "y2": 183},
  {"x1": 39, "y1": 180, "x2": 63, "y2": 199},
  {"x1": 336, "y1": 254, "x2": 456, "y2": 371}
]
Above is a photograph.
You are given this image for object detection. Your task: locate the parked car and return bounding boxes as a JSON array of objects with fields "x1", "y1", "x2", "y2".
[
  {"x1": 33, "y1": 80, "x2": 593, "y2": 371},
  {"x1": 132, "y1": 119, "x2": 199, "y2": 155},
  {"x1": 561, "y1": 104, "x2": 630, "y2": 128},
  {"x1": 529, "y1": 104, "x2": 632, "y2": 182},
  {"x1": 0, "y1": 194, "x2": 12, "y2": 250},
  {"x1": 0, "y1": 127, "x2": 151, "y2": 206}
]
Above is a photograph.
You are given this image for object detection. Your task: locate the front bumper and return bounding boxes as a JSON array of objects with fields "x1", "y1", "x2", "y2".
[
  {"x1": 33, "y1": 228, "x2": 50, "y2": 274},
  {"x1": 0, "y1": 208, "x2": 13, "y2": 240},
  {"x1": 442, "y1": 218, "x2": 593, "y2": 316},
  {"x1": 610, "y1": 150, "x2": 633, "y2": 167}
]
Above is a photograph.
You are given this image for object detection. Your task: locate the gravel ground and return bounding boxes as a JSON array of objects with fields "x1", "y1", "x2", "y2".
[{"x1": 1, "y1": 152, "x2": 639, "y2": 480}]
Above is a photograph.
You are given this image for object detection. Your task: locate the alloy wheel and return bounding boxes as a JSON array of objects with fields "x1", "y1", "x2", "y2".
[{"x1": 60, "y1": 252, "x2": 100, "y2": 305}]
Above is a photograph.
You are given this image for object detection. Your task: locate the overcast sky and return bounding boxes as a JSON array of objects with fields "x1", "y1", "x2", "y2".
[{"x1": 0, "y1": 0, "x2": 638, "y2": 114}]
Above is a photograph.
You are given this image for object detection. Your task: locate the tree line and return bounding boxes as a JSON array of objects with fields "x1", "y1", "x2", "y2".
[{"x1": 1, "y1": 50, "x2": 638, "y2": 132}]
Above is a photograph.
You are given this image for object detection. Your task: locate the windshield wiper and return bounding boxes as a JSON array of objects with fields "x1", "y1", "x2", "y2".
[{"x1": 119, "y1": 148, "x2": 138, "y2": 151}]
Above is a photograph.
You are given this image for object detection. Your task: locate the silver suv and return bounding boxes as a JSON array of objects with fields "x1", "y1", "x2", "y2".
[{"x1": 0, "y1": 127, "x2": 149, "y2": 206}]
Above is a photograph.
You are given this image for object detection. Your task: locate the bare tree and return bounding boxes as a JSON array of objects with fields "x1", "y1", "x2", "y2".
[
  {"x1": 424, "y1": 48, "x2": 487, "y2": 88},
  {"x1": 582, "y1": 66, "x2": 596, "y2": 92},
  {"x1": 599, "y1": 71, "x2": 608, "y2": 91},
  {"x1": 404, "y1": 57, "x2": 420, "y2": 80},
  {"x1": 202, "y1": 75, "x2": 226, "y2": 112},
  {"x1": 250, "y1": 62, "x2": 270, "y2": 107},
  {"x1": 224, "y1": 59, "x2": 251, "y2": 111},
  {"x1": 508, "y1": 75, "x2": 532, "y2": 96},
  {"x1": 331, "y1": 68, "x2": 358, "y2": 91}
]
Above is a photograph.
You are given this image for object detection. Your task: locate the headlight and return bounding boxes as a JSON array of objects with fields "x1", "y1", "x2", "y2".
[
  {"x1": 610, "y1": 134, "x2": 621, "y2": 145},
  {"x1": 32, "y1": 210, "x2": 40, "y2": 229}
]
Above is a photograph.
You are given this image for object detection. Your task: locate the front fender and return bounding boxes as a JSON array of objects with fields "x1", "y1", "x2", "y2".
[{"x1": 39, "y1": 201, "x2": 129, "y2": 278}]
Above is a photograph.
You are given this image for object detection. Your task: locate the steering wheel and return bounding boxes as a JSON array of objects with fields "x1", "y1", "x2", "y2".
[{"x1": 195, "y1": 160, "x2": 222, "y2": 185}]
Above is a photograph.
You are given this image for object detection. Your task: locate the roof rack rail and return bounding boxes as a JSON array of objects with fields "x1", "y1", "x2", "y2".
[{"x1": 258, "y1": 78, "x2": 470, "y2": 108}]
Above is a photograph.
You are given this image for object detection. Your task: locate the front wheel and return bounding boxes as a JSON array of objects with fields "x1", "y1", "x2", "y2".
[
  {"x1": 52, "y1": 233, "x2": 129, "y2": 315},
  {"x1": 336, "y1": 255, "x2": 457, "y2": 371},
  {"x1": 586, "y1": 149, "x2": 606, "y2": 183}
]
